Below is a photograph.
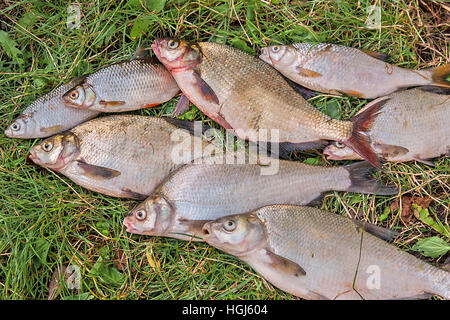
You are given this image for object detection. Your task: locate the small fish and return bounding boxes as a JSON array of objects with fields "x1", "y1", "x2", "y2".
[
  {"x1": 4, "y1": 79, "x2": 100, "y2": 139},
  {"x1": 152, "y1": 39, "x2": 384, "y2": 168},
  {"x1": 28, "y1": 115, "x2": 213, "y2": 199},
  {"x1": 62, "y1": 58, "x2": 180, "y2": 112},
  {"x1": 323, "y1": 87, "x2": 450, "y2": 164},
  {"x1": 202, "y1": 205, "x2": 449, "y2": 300},
  {"x1": 259, "y1": 43, "x2": 450, "y2": 99},
  {"x1": 123, "y1": 158, "x2": 397, "y2": 240}
]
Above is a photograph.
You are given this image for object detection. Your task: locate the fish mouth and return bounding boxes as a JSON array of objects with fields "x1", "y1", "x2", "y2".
[
  {"x1": 4, "y1": 127, "x2": 13, "y2": 138},
  {"x1": 322, "y1": 149, "x2": 343, "y2": 161},
  {"x1": 259, "y1": 48, "x2": 272, "y2": 65},
  {"x1": 123, "y1": 219, "x2": 137, "y2": 233},
  {"x1": 28, "y1": 149, "x2": 38, "y2": 162}
]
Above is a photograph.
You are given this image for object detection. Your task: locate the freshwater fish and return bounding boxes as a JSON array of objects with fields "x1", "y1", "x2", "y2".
[
  {"x1": 4, "y1": 79, "x2": 100, "y2": 139},
  {"x1": 62, "y1": 58, "x2": 180, "y2": 112},
  {"x1": 28, "y1": 115, "x2": 212, "y2": 199},
  {"x1": 202, "y1": 205, "x2": 449, "y2": 300},
  {"x1": 123, "y1": 157, "x2": 397, "y2": 240},
  {"x1": 323, "y1": 87, "x2": 450, "y2": 165},
  {"x1": 259, "y1": 43, "x2": 450, "y2": 99},
  {"x1": 152, "y1": 39, "x2": 384, "y2": 168}
]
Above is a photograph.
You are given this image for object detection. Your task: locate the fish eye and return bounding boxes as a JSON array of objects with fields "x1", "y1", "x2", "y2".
[
  {"x1": 168, "y1": 40, "x2": 179, "y2": 49},
  {"x1": 69, "y1": 90, "x2": 79, "y2": 100},
  {"x1": 10, "y1": 122, "x2": 20, "y2": 131},
  {"x1": 223, "y1": 219, "x2": 236, "y2": 232},
  {"x1": 135, "y1": 209, "x2": 147, "y2": 221},
  {"x1": 271, "y1": 46, "x2": 280, "y2": 53},
  {"x1": 335, "y1": 142, "x2": 345, "y2": 148},
  {"x1": 42, "y1": 141, "x2": 53, "y2": 152}
]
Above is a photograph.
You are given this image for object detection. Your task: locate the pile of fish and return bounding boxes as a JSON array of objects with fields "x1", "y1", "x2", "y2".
[{"x1": 5, "y1": 37, "x2": 449, "y2": 300}]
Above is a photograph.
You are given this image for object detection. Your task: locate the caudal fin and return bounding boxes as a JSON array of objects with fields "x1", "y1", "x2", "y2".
[
  {"x1": 343, "y1": 97, "x2": 389, "y2": 168},
  {"x1": 344, "y1": 161, "x2": 398, "y2": 195},
  {"x1": 431, "y1": 63, "x2": 450, "y2": 88}
]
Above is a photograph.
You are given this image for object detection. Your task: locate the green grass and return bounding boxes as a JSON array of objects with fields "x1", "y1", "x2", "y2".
[{"x1": 0, "y1": 0, "x2": 449, "y2": 299}]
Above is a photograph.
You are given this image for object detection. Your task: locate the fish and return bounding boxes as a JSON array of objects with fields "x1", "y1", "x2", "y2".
[
  {"x1": 4, "y1": 78, "x2": 100, "y2": 139},
  {"x1": 123, "y1": 158, "x2": 397, "y2": 240},
  {"x1": 61, "y1": 58, "x2": 180, "y2": 112},
  {"x1": 323, "y1": 87, "x2": 450, "y2": 165},
  {"x1": 28, "y1": 115, "x2": 213, "y2": 199},
  {"x1": 151, "y1": 39, "x2": 384, "y2": 168},
  {"x1": 259, "y1": 42, "x2": 450, "y2": 99},
  {"x1": 202, "y1": 205, "x2": 450, "y2": 300}
]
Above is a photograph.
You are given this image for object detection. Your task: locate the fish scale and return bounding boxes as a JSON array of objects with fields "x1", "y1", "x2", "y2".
[
  {"x1": 30, "y1": 115, "x2": 213, "y2": 199},
  {"x1": 323, "y1": 88, "x2": 450, "y2": 162},
  {"x1": 72, "y1": 59, "x2": 180, "y2": 112},
  {"x1": 196, "y1": 42, "x2": 352, "y2": 142},
  {"x1": 4, "y1": 80, "x2": 100, "y2": 139},
  {"x1": 204, "y1": 205, "x2": 449, "y2": 300},
  {"x1": 257, "y1": 205, "x2": 449, "y2": 299}
]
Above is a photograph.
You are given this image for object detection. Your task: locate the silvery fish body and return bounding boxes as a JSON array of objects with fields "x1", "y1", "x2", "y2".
[
  {"x1": 202, "y1": 205, "x2": 449, "y2": 300},
  {"x1": 323, "y1": 88, "x2": 450, "y2": 163},
  {"x1": 260, "y1": 43, "x2": 450, "y2": 99},
  {"x1": 124, "y1": 157, "x2": 396, "y2": 240},
  {"x1": 4, "y1": 80, "x2": 100, "y2": 139},
  {"x1": 28, "y1": 115, "x2": 211, "y2": 199},
  {"x1": 62, "y1": 59, "x2": 180, "y2": 112}
]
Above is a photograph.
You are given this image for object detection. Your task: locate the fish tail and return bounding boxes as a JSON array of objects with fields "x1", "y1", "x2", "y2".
[
  {"x1": 343, "y1": 97, "x2": 389, "y2": 168},
  {"x1": 344, "y1": 161, "x2": 398, "y2": 195},
  {"x1": 430, "y1": 63, "x2": 450, "y2": 88}
]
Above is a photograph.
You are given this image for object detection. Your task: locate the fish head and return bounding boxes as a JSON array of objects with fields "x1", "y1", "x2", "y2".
[
  {"x1": 323, "y1": 142, "x2": 359, "y2": 160},
  {"x1": 259, "y1": 45, "x2": 297, "y2": 68},
  {"x1": 202, "y1": 213, "x2": 267, "y2": 257},
  {"x1": 62, "y1": 84, "x2": 96, "y2": 109},
  {"x1": 123, "y1": 194, "x2": 174, "y2": 236},
  {"x1": 4, "y1": 115, "x2": 38, "y2": 138},
  {"x1": 29, "y1": 132, "x2": 80, "y2": 170},
  {"x1": 151, "y1": 38, "x2": 201, "y2": 72}
]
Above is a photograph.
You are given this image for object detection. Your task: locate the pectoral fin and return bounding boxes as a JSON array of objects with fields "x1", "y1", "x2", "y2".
[
  {"x1": 192, "y1": 71, "x2": 219, "y2": 105},
  {"x1": 40, "y1": 125, "x2": 64, "y2": 134},
  {"x1": 361, "y1": 49, "x2": 390, "y2": 61},
  {"x1": 76, "y1": 160, "x2": 121, "y2": 180},
  {"x1": 121, "y1": 188, "x2": 147, "y2": 200},
  {"x1": 265, "y1": 249, "x2": 306, "y2": 277},
  {"x1": 99, "y1": 100, "x2": 126, "y2": 108},
  {"x1": 296, "y1": 66, "x2": 322, "y2": 78},
  {"x1": 172, "y1": 94, "x2": 191, "y2": 117},
  {"x1": 413, "y1": 158, "x2": 435, "y2": 167},
  {"x1": 374, "y1": 143, "x2": 409, "y2": 158}
]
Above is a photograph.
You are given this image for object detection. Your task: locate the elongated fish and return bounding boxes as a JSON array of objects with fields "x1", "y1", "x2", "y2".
[
  {"x1": 28, "y1": 115, "x2": 213, "y2": 199},
  {"x1": 202, "y1": 205, "x2": 449, "y2": 300},
  {"x1": 151, "y1": 39, "x2": 385, "y2": 168},
  {"x1": 323, "y1": 87, "x2": 450, "y2": 165},
  {"x1": 4, "y1": 79, "x2": 100, "y2": 139},
  {"x1": 123, "y1": 157, "x2": 397, "y2": 240},
  {"x1": 259, "y1": 43, "x2": 450, "y2": 99},
  {"x1": 61, "y1": 58, "x2": 180, "y2": 112}
]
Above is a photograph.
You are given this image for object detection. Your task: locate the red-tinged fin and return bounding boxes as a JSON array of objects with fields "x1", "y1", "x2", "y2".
[
  {"x1": 360, "y1": 49, "x2": 390, "y2": 61},
  {"x1": 344, "y1": 161, "x2": 398, "y2": 195},
  {"x1": 99, "y1": 100, "x2": 126, "y2": 107},
  {"x1": 431, "y1": 63, "x2": 450, "y2": 88},
  {"x1": 171, "y1": 94, "x2": 191, "y2": 117},
  {"x1": 192, "y1": 71, "x2": 219, "y2": 104},
  {"x1": 296, "y1": 66, "x2": 322, "y2": 78},
  {"x1": 344, "y1": 98, "x2": 390, "y2": 168},
  {"x1": 338, "y1": 89, "x2": 365, "y2": 98},
  {"x1": 141, "y1": 103, "x2": 160, "y2": 109}
]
